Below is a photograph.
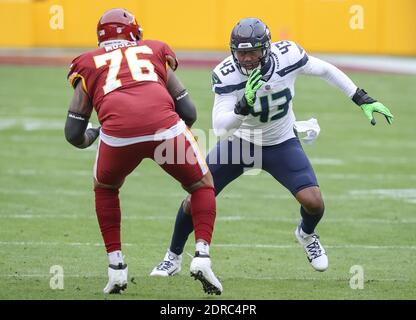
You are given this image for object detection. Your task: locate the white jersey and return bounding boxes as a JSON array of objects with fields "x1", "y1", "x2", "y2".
[{"x1": 211, "y1": 40, "x2": 357, "y2": 146}]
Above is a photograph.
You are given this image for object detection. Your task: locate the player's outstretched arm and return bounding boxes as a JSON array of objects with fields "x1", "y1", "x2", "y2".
[
  {"x1": 352, "y1": 88, "x2": 394, "y2": 125},
  {"x1": 302, "y1": 56, "x2": 394, "y2": 125},
  {"x1": 167, "y1": 69, "x2": 197, "y2": 128},
  {"x1": 65, "y1": 80, "x2": 99, "y2": 149}
]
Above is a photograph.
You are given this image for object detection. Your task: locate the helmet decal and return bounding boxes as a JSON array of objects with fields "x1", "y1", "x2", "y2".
[{"x1": 97, "y1": 8, "x2": 143, "y2": 45}]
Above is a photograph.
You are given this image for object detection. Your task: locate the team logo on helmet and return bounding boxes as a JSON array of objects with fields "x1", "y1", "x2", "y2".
[{"x1": 96, "y1": 8, "x2": 143, "y2": 44}]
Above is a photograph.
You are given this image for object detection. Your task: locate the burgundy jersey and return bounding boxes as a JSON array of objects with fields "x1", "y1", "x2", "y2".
[{"x1": 67, "y1": 40, "x2": 180, "y2": 138}]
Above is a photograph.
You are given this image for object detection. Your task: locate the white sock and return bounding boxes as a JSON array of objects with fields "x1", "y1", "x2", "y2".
[
  {"x1": 300, "y1": 228, "x2": 312, "y2": 238},
  {"x1": 108, "y1": 250, "x2": 124, "y2": 265},
  {"x1": 196, "y1": 242, "x2": 209, "y2": 255},
  {"x1": 167, "y1": 250, "x2": 180, "y2": 259}
]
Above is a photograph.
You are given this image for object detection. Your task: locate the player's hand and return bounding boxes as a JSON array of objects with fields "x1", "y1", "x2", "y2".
[
  {"x1": 244, "y1": 69, "x2": 264, "y2": 107},
  {"x1": 361, "y1": 102, "x2": 394, "y2": 126},
  {"x1": 85, "y1": 127, "x2": 100, "y2": 146},
  {"x1": 234, "y1": 69, "x2": 264, "y2": 116}
]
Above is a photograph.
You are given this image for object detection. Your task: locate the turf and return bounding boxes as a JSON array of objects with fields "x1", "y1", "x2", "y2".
[{"x1": 0, "y1": 65, "x2": 415, "y2": 300}]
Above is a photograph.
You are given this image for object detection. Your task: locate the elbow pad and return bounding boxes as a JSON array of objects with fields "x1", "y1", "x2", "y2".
[
  {"x1": 174, "y1": 90, "x2": 197, "y2": 127},
  {"x1": 65, "y1": 111, "x2": 89, "y2": 147}
]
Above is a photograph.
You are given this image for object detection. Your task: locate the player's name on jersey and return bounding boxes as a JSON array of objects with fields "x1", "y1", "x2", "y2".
[{"x1": 104, "y1": 41, "x2": 138, "y2": 52}]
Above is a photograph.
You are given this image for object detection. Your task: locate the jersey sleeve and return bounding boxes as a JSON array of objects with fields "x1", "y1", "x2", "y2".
[
  {"x1": 300, "y1": 55, "x2": 358, "y2": 97},
  {"x1": 274, "y1": 40, "x2": 310, "y2": 77},
  {"x1": 212, "y1": 89, "x2": 244, "y2": 137},
  {"x1": 287, "y1": 41, "x2": 308, "y2": 63},
  {"x1": 211, "y1": 58, "x2": 244, "y2": 95},
  {"x1": 211, "y1": 69, "x2": 223, "y2": 93},
  {"x1": 67, "y1": 55, "x2": 90, "y2": 95},
  {"x1": 161, "y1": 42, "x2": 178, "y2": 71}
]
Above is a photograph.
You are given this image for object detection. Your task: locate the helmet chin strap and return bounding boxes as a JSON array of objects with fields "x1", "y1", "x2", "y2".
[
  {"x1": 241, "y1": 65, "x2": 260, "y2": 76},
  {"x1": 129, "y1": 32, "x2": 137, "y2": 41},
  {"x1": 234, "y1": 46, "x2": 271, "y2": 76},
  {"x1": 240, "y1": 54, "x2": 273, "y2": 77}
]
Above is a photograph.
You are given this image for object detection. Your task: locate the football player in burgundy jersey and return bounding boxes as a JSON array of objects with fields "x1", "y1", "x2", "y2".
[{"x1": 65, "y1": 8, "x2": 222, "y2": 295}]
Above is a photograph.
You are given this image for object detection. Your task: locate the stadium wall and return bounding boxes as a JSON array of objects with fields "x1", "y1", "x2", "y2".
[{"x1": 0, "y1": 0, "x2": 415, "y2": 55}]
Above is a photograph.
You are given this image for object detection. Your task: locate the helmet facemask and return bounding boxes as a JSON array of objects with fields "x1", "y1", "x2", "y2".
[
  {"x1": 231, "y1": 44, "x2": 271, "y2": 76},
  {"x1": 230, "y1": 18, "x2": 272, "y2": 76}
]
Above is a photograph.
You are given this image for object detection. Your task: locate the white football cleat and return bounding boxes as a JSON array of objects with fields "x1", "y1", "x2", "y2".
[
  {"x1": 103, "y1": 263, "x2": 128, "y2": 294},
  {"x1": 295, "y1": 225, "x2": 328, "y2": 272},
  {"x1": 190, "y1": 252, "x2": 223, "y2": 295},
  {"x1": 150, "y1": 250, "x2": 182, "y2": 277}
]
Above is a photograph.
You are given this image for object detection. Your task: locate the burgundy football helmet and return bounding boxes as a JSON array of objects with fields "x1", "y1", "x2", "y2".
[{"x1": 97, "y1": 8, "x2": 143, "y2": 44}]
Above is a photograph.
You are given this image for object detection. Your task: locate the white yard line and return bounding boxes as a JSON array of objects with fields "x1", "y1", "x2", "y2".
[
  {"x1": 218, "y1": 276, "x2": 414, "y2": 282},
  {"x1": 357, "y1": 140, "x2": 416, "y2": 148},
  {"x1": 0, "y1": 241, "x2": 414, "y2": 250},
  {"x1": 4, "y1": 168, "x2": 416, "y2": 180},
  {"x1": 0, "y1": 241, "x2": 132, "y2": 247},
  {"x1": 349, "y1": 189, "x2": 416, "y2": 204},
  {"x1": 0, "y1": 274, "x2": 100, "y2": 278},
  {"x1": 319, "y1": 173, "x2": 416, "y2": 180},
  {"x1": 0, "y1": 187, "x2": 184, "y2": 197},
  {"x1": 0, "y1": 118, "x2": 63, "y2": 131},
  {"x1": 351, "y1": 156, "x2": 416, "y2": 165},
  {"x1": 349, "y1": 189, "x2": 416, "y2": 198},
  {"x1": 214, "y1": 244, "x2": 416, "y2": 250},
  {"x1": 2, "y1": 187, "x2": 416, "y2": 203},
  {"x1": 0, "y1": 119, "x2": 17, "y2": 130},
  {"x1": 2, "y1": 213, "x2": 416, "y2": 224},
  {"x1": 1, "y1": 169, "x2": 92, "y2": 176},
  {"x1": 0, "y1": 273, "x2": 412, "y2": 282},
  {"x1": 309, "y1": 158, "x2": 344, "y2": 165},
  {"x1": 0, "y1": 188, "x2": 86, "y2": 196}
]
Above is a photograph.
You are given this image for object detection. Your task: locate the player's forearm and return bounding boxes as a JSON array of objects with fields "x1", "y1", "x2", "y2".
[
  {"x1": 302, "y1": 56, "x2": 357, "y2": 97},
  {"x1": 174, "y1": 90, "x2": 197, "y2": 128},
  {"x1": 212, "y1": 95, "x2": 245, "y2": 136},
  {"x1": 213, "y1": 111, "x2": 245, "y2": 137},
  {"x1": 64, "y1": 112, "x2": 100, "y2": 149},
  {"x1": 166, "y1": 69, "x2": 197, "y2": 127}
]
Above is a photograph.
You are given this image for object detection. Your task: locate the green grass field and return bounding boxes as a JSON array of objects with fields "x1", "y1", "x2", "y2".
[{"x1": 0, "y1": 65, "x2": 415, "y2": 300}]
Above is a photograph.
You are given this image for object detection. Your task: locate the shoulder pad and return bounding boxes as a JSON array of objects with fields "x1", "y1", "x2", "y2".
[
  {"x1": 212, "y1": 56, "x2": 245, "y2": 95},
  {"x1": 272, "y1": 40, "x2": 305, "y2": 56},
  {"x1": 67, "y1": 52, "x2": 92, "y2": 91},
  {"x1": 272, "y1": 41, "x2": 309, "y2": 77}
]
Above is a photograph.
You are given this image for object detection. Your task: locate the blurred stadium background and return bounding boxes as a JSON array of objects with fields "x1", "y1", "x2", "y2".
[{"x1": 0, "y1": 0, "x2": 415, "y2": 300}]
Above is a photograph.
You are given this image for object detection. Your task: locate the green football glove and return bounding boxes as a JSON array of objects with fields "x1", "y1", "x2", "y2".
[
  {"x1": 234, "y1": 69, "x2": 264, "y2": 115},
  {"x1": 352, "y1": 88, "x2": 394, "y2": 126},
  {"x1": 244, "y1": 69, "x2": 264, "y2": 106},
  {"x1": 361, "y1": 102, "x2": 394, "y2": 126}
]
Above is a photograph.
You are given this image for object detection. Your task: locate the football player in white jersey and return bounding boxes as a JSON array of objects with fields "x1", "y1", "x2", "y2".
[{"x1": 150, "y1": 18, "x2": 394, "y2": 282}]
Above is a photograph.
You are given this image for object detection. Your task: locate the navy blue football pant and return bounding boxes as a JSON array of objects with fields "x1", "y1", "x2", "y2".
[
  {"x1": 169, "y1": 136, "x2": 319, "y2": 255},
  {"x1": 209, "y1": 136, "x2": 318, "y2": 196}
]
